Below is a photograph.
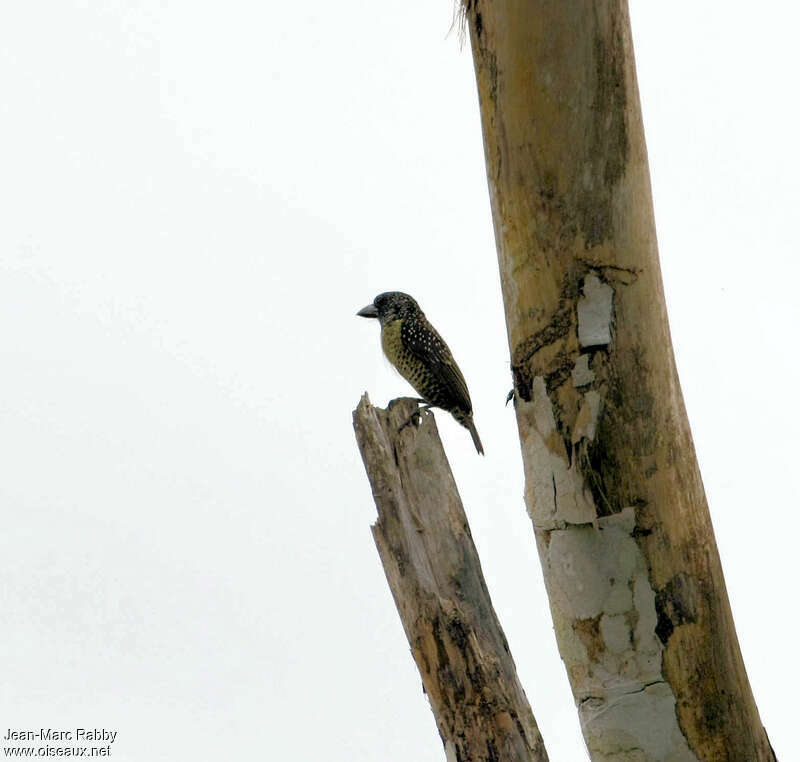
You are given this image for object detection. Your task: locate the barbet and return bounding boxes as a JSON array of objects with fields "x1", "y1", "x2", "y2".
[{"x1": 357, "y1": 292, "x2": 484, "y2": 454}]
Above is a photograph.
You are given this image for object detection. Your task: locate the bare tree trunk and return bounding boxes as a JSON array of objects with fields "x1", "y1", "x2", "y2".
[
  {"x1": 461, "y1": 1, "x2": 775, "y2": 760},
  {"x1": 353, "y1": 395, "x2": 549, "y2": 762}
]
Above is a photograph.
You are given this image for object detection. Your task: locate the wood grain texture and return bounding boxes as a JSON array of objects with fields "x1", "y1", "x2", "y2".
[
  {"x1": 353, "y1": 395, "x2": 548, "y2": 762},
  {"x1": 462, "y1": 0, "x2": 776, "y2": 759}
]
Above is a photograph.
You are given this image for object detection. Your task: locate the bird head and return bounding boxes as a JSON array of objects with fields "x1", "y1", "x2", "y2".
[{"x1": 357, "y1": 292, "x2": 420, "y2": 326}]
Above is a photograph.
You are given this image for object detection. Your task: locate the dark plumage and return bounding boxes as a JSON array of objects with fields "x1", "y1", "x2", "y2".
[{"x1": 357, "y1": 291, "x2": 484, "y2": 454}]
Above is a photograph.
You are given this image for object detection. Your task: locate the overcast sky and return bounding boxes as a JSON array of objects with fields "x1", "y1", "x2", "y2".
[{"x1": 1, "y1": 2, "x2": 798, "y2": 760}]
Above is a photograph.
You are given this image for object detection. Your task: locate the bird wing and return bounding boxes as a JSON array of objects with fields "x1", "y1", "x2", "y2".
[{"x1": 401, "y1": 317, "x2": 473, "y2": 413}]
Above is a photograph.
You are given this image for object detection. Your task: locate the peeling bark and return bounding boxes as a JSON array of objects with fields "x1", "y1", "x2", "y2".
[
  {"x1": 353, "y1": 395, "x2": 548, "y2": 762},
  {"x1": 462, "y1": 1, "x2": 775, "y2": 760}
]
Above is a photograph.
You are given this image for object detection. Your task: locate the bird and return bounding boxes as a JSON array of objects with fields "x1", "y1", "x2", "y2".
[{"x1": 357, "y1": 291, "x2": 484, "y2": 454}]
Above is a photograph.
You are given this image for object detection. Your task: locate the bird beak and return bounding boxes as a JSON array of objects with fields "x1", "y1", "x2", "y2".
[{"x1": 357, "y1": 304, "x2": 379, "y2": 319}]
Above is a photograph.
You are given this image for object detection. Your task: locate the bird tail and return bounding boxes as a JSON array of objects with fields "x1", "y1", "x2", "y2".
[{"x1": 465, "y1": 417, "x2": 484, "y2": 455}]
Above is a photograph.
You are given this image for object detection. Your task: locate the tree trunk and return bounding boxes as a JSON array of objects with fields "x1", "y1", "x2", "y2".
[
  {"x1": 353, "y1": 395, "x2": 549, "y2": 762},
  {"x1": 461, "y1": 1, "x2": 775, "y2": 759}
]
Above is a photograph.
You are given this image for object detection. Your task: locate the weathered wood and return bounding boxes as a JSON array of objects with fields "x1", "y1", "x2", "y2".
[
  {"x1": 461, "y1": 1, "x2": 776, "y2": 760},
  {"x1": 353, "y1": 394, "x2": 548, "y2": 762}
]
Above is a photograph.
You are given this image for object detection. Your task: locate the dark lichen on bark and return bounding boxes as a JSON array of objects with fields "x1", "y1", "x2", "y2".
[
  {"x1": 577, "y1": 3, "x2": 631, "y2": 248},
  {"x1": 655, "y1": 573, "x2": 699, "y2": 645}
]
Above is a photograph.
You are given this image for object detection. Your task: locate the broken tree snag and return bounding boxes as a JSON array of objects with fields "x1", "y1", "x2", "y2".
[
  {"x1": 353, "y1": 394, "x2": 548, "y2": 762},
  {"x1": 462, "y1": 1, "x2": 775, "y2": 761}
]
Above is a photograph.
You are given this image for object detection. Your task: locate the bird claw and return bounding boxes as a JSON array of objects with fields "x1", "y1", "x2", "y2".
[{"x1": 505, "y1": 389, "x2": 515, "y2": 406}]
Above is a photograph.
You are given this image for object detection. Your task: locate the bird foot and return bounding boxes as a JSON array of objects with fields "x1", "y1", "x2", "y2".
[
  {"x1": 398, "y1": 405, "x2": 432, "y2": 433},
  {"x1": 505, "y1": 389, "x2": 515, "y2": 406}
]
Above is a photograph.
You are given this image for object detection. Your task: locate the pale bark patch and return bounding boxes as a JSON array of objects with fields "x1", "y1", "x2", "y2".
[
  {"x1": 578, "y1": 274, "x2": 615, "y2": 349},
  {"x1": 517, "y1": 381, "x2": 697, "y2": 761},
  {"x1": 572, "y1": 355, "x2": 596, "y2": 387}
]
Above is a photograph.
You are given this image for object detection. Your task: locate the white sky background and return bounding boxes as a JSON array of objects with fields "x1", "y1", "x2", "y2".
[{"x1": 1, "y1": 1, "x2": 797, "y2": 760}]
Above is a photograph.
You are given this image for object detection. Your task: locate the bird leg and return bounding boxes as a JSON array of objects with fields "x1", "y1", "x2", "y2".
[{"x1": 398, "y1": 404, "x2": 432, "y2": 432}]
